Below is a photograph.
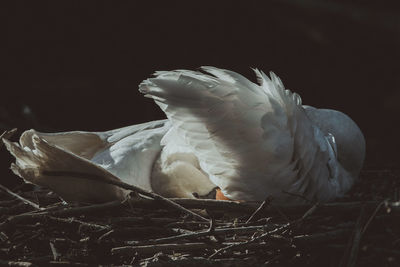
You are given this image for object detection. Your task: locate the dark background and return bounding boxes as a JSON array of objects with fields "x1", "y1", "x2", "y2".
[{"x1": 1, "y1": 0, "x2": 400, "y2": 185}]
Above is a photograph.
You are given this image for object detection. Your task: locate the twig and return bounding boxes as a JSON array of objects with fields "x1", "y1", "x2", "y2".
[
  {"x1": 208, "y1": 202, "x2": 318, "y2": 259},
  {"x1": 361, "y1": 200, "x2": 385, "y2": 235},
  {"x1": 42, "y1": 170, "x2": 209, "y2": 222},
  {"x1": 208, "y1": 223, "x2": 291, "y2": 259},
  {"x1": 108, "y1": 216, "x2": 177, "y2": 226},
  {"x1": 139, "y1": 257, "x2": 258, "y2": 266},
  {"x1": 0, "y1": 199, "x2": 123, "y2": 230},
  {"x1": 49, "y1": 241, "x2": 61, "y2": 261},
  {"x1": 0, "y1": 259, "x2": 36, "y2": 267},
  {"x1": 340, "y1": 205, "x2": 368, "y2": 267},
  {"x1": 127, "y1": 224, "x2": 279, "y2": 245},
  {"x1": 47, "y1": 261, "x2": 88, "y2": 267},
  {"x1": 98, "y1": 226, "x2": 169, "y2": 242},
  {"x1": 0, "y1": 184, "x2": 42, "y2": 211},
  {"x1": 129, "y1": 198, "x2": 400, "y2": 216},
  {"x1": 245, "y1": 197, "x2": 272, "y2": 224},
  {"x1": 97, "y1": 229, "x2": 115, "y2": 243},
  {"x1": 206, "y1": 213, "x2": 222, "y2": 242},
  {"x1": 112, "y1": 242, "x2": 218, "y2": 255},
  {"x1": 300, "y1": 202, "x2": 319, "y2": 220},
  {"x1": 0, "y1": 202, "x2": 33, "y2": 215},
  {"x1": 293, "y1": 228, "x2": 352, "y2": 246},
  {"x1": 207, "y1": 215, "x2": 216, "y2": 233},
  {"x1": 49, "y1": 199, "x2": 125, "y2": 217},
  {"x1": 46, "y1": 216, "x2": 109, "y2": 231}
]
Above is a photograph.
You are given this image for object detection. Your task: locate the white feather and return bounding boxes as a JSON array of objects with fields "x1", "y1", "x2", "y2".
[
  {"x1": 3, "y1": 120, "x2": 169, "y2": 202},
  {"x1": 139, "y1": 67, "x2": 354, "y2": 202}
]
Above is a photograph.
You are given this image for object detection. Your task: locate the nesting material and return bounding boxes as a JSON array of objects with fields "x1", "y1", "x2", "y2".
[{"x1": 0, "y1": 169, "x2": 399, "y2": 266}]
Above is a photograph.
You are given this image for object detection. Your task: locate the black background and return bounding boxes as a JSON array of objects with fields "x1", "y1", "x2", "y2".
[{"x1": 1, "y1": 1, "x2": 400, "y2": 183}]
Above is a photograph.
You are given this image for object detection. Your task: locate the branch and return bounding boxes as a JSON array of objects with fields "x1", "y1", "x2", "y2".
[
  {"x1": 128, "y1": 223, "x2": 280, "y2": 245},
  {"x1": 42, "y1": 170, "x2": 209, "y2": 222},
  {"x1": 0, "y1": 184, "x2": 42, "y2": 211}
]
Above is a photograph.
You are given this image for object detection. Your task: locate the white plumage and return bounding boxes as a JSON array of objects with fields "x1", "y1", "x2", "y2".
[{"x1": 2, "y1": 67, "x2": 366, "y2": 204}]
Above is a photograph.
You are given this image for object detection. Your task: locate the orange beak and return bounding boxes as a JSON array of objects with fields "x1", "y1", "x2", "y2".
[{"x1": 216, "y1": 188, "x2": 232, "y2": 201}]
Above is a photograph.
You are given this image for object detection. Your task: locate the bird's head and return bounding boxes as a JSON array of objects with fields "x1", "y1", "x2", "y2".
[{"x1": 303, "y1": 106, "x2": 366, "y2": 178}]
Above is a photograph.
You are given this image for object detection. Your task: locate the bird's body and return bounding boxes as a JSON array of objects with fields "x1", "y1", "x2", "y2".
[{"x1": 3, "y1": 67, "x2": 366, "y2": 204}]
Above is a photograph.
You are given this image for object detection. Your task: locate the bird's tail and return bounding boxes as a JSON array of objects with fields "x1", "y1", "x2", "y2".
[{"x1": 2, "y1": 130, "x2": 128, "y2": 203}]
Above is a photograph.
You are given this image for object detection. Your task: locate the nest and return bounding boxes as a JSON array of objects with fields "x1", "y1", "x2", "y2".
[{"x1": 0, "y1": 164, "x2": 399, "y2": 266}]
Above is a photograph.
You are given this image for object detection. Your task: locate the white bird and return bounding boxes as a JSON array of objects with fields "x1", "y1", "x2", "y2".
[{"x1": 2, "y1": 67, "x2": 365, "y2": 204}]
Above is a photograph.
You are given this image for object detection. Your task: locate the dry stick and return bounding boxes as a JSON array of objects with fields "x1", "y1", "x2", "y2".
[
  {"x1": 208, "y1": 202, "x2": 319, "y2": 259},
  {"x1": 46, "y1": 216, "x2": 109, "y2": 231},
  {"x1": 293, "y1": 228, "x2": 352, "y2": 246},
  {"x1": 49, "y1": 241, "x2": 61, "y2": 261},
  {"x1": 128, "y1": 224, "x2": 278, "y2": 245},
  {"x1": 0, "y1": 199, "x2": 123, "y2": 230},
  {"x1": 165, "y1": 220, "x2": 233, "y2": 228},
  {"x1": 97, "y1": 229, "x2": 115, "y2": 243},
  {"x1": 139, "y1": 257, "x2": 257, "y2": 266},
  {"x1": 361, "y1": 200, "x2": 385, "y2": 235},
  {"x1": 114, "y1": 241, "x2": 291, "y2": 257},
  {"x1": 104, "y1": 226, "x2": 170, "y2": 240},
  {"x1": 208, "y1": 223, "x2": 291, "y2": 259},
  {"x1": 42, "y1": 170, "x2": 209, "y2": 222},
  {"x1": 130, "y1": 198, "x2": 400, "y2": 216},
  {"x1": 47, "y1": 261, "x2": 88, "y2": 267},
  {"x1": 108, "y1": 216, "x2": 177, "y2": 225},
  {"x1": 112, "y1": 242, "x2": 218, "y2": 256},
  {"x1": 207, "y1": 215, "x2": 216, "y2": 233},
  {"x1": 16, "y1": 201, "x2": 69, "y2": 217},
  {"x1": 206, "y1": 213, "x2": 220, "y2": 242},
  {"x1": 116, "y1": 240, "x2": 295, "y2": 257},
  {"x1": 300, "y1": 202, "x2": 319, "y2": 220},
  {"x1": 245, "y1": 197, "x2": 271, "y2": 224},
  {"x1": 0, "y1": 259, "x2": 36, "y2": 267},
  {"x1": 49, "y1": 199, "x2": 125, "y2": 217},
  {"x1": 340, "y1": 205, "x2": 368, "y2": 267},
  {"x1": 0, "y1": 183, "x2": 42, "y2": 211}
]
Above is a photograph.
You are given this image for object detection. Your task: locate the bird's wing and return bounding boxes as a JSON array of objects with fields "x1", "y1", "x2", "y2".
[
  {"x1": 90, "y1": 120, "x2": 169, "y2": 190},
  {"x1": 2, "y1": 120, "x2": 169, "y2": 202},
  {"x1": 140, "y1": 67, "x2": 338, "y2": 202}
]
